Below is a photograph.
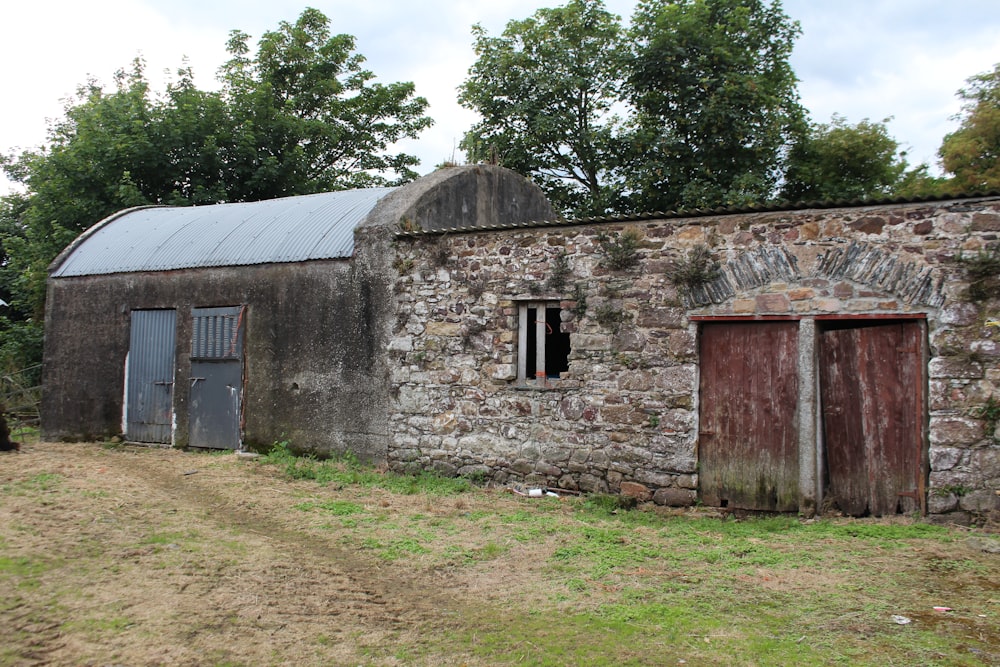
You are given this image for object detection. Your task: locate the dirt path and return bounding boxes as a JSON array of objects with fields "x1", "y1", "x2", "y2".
[{"x1": 0, "y1": 441, "x2": 484, "y2": 666}]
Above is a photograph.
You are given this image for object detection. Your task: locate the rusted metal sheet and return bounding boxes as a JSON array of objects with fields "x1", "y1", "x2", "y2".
[
  {"x1": 699, "y1": 321, "x2": 800, "y2": 511},
  {"x1": 819, "y1": 321, "x2": 923, "y2": 516}
]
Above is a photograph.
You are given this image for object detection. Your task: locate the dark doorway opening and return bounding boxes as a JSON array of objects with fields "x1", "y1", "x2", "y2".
[{"x1": 525, "y1": 304, "x2": 571, "y2": 379}]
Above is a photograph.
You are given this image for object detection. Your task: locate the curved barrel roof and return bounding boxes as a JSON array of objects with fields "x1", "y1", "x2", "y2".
[
  {"x1": 50, "y1": 187, "x2": 397, "y2": 277},
  {"x1": 49, "y1": 166, "x2": 558, "y2": 278}
]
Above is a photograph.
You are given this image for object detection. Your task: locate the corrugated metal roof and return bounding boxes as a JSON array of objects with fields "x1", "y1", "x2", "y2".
[{"x1": 51, "y1": 187, "x2": 398, "y2": 277}]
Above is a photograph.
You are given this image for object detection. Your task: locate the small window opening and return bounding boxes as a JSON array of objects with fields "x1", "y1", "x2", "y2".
[{"x1": 518, "y1": 302, "x2": 571, "y2": 385}]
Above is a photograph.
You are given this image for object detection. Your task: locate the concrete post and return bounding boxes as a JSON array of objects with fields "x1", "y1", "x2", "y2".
[{"x1": 798, "y1": 318, "x2": 818, "y2": 517}]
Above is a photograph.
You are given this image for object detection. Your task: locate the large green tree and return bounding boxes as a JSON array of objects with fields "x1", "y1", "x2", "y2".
[
  {"x1": 625, "y1": 0, "x2": 806, "y2": 212},
  {"x1": 221, "y1": 8, "x2": 432, "y2": 197},
  {"x1": 459, "y1": 0, "x2": 807, "y2": 215},
  {"x1": 781, "y1": 115, "x2": 911, "y2": 201},
  {"x1": 458, "y1": 0, "x2": 627, "y2": 217},
  {"x1": 0, "y1": 8, "x2": 432, "y2": 373},
  {"x1": 939, "y1": 63, "x2": 1000, "y2": 192}
]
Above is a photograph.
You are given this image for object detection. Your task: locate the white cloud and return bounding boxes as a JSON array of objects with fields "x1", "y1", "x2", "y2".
[{"x1": 785, "y1": 0, "x2": 1000, "y2": 171}]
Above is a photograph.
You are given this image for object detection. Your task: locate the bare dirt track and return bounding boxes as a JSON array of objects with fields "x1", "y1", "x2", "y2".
[{"x1": 0, "y1": 441, "x2": 492, "y2": 666}]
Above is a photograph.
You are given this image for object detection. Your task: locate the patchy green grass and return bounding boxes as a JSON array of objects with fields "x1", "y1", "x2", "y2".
[
  {"x1": 293, "y1": 499, "x2": 366, "y2": 515},
  {"x1": 62, "y1": 615, "x2": 134, "y2": 635},
  {"x1": 442, "y1": 509, "x2": 998, "y2": 666},
  {"x1": 360, "y1": 536, "x2": 431, "y2": 562},
  {"x1": 261, "y1": 440, "x2": 472, "y2": 495},
  {"x1": 0, "y1": 555, "x2": 51, "y2": 589},
  {"x1": 1, "y1": 472, "x2": 63, "y2": 495},
  {"x1": 256, "y1": 444, "x2": 999, "y2": 664},
  {"x1": 3, "y1": 441, "x2": 998, "y2": 667}
]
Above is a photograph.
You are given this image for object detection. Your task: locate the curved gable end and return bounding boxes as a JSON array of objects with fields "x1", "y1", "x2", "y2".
[
  {"x1": 363, "y1": 164, "x2": 556, "y2": 232},
  {"x1": 50, "y1": 187, "x2": 398, "y2": 277}
]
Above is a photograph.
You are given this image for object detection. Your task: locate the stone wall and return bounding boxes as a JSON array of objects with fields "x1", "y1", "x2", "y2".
[{"x1": 383, "y1": 197, "x2": 1000, "y2": 521}]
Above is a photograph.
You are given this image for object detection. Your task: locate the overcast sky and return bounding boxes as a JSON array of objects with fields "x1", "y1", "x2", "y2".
[{"x1": 2, "y1": 0, "x2": 999, "y2": 195}]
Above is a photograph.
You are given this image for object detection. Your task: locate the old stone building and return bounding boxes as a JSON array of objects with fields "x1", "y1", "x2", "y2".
[
  {"x1": 43, "y1": 165, "x2": 1000, "y2": 522},
  {"x1": 383, "y1": 182, "x2": 1000, "y2": 523},
  {"x1": 41, "y1": 166, "x2": 553, "y2": 458}
]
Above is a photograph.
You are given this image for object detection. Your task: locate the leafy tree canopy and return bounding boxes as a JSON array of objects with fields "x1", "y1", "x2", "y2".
[
  {"x1": 458, "y1": 0, "x2": 627, "y2": 217},
  {"x1": 460, "y1": 0, "x2": 808, "y2": 216},
  {"x1": 625, "y1": 0, "x2": 807, "y2": 212},
  {"x1": 939, "y1": 63, "x2": 1000, "y2": 192},
  {"x1": 0, "y1": 8, "x2": 432, "y2": 372},
  {"x1": 220, "y1": 8, "x2": 432, "y2": 197},
  {"x1": 781, "y1": 115, "x2": 911, "y2": 201}
]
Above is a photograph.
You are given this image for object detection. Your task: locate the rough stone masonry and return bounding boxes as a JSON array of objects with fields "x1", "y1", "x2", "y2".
[{"x1": 376, "y1": 196, "x2": 1000, "y2": 524}]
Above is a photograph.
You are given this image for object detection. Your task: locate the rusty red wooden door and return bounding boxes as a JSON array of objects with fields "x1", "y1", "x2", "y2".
[
  {"x1": 818, "y1": 321, "x2": 923, "y2": 517},
  {"x1": 699, "y1": 322, "x2": 800, "y2": 511}
]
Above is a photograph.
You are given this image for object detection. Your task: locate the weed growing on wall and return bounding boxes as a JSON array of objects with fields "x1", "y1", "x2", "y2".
[
  {"x1": 596, "y1": 228, "x2": 642, "y2": 271},
  {"x1": 392, "y1": 256, "x2": 415, "y2": 274},
  {"x1": 430, "y1": 234, "x2": 452, "y2": 267},
  {"x1": 546, "y1": 251, "x2": 572, "y2": 291},
  {"x1": 467, "y1": 276, "x2": 488, "y2": 299},
  {"x1": 666, "y1": 244, "x2": 722, "y2": 294},
  {"x1": 971, "y1": 395, "x2": 1000, "y2": 443},
  {"x1": 959, "y1": 245, "x2": 1000, "y2": 302},
  {"x1": 594, "y1": 305, "x2": 632, "y2": 333},
  {"x1": 460, "y1": 320, "x2": 488, "y2": 350},
  {"x1": 572, "y1": 283, "x2": 588, "y2": 318},
  {"x1": 397, "y1": 217, "x2": 422, "y2": 233}
]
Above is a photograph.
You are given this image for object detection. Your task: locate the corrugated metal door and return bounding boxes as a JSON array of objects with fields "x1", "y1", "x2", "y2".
[
  {"x1": 819, "y1": 321, "x2": 923, "y2": 516},
  {"x1": 699, "y1": 321, "x2": 800, "y2": 511},
  {"x1": 189, "y1": 306, "x2": 245, "y2": 450},
  {"x1": 126, "y1": 309, "x2": 177, "y2": 443}
]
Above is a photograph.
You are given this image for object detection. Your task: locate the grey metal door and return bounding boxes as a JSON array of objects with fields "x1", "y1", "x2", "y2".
[
  {"x1": 126, "y1": 309, "x2": 177, "y2": 443},
  {"x1": 189, "y1": 306, "x2": 245, "y2": 449}
]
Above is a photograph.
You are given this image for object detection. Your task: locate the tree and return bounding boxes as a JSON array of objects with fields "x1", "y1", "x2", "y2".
[
  {"x1": 781, "y1": 115, "x2": 910, "y2": 201},
  {"x1": 458, "y1": 0, "x2": 627, "y2": 217},
  {"x1": 220, "y1": 8, "x2": 433, "y2": 196},
  {"x1": 939, "y1": 63, "x2": 1000, "y2": 192},
  {"x1": 0, "y1": 8, "x2": 433, "y2": 373},
  {"x1": 459, "y1": 0, "x2": 807, "y2": 215},
  {"x1": 1, "y1": 62, "x2": 158, "y2": 328},
  {"x1": 624, "y1": 0, "x2": 806, "y2": 212}
]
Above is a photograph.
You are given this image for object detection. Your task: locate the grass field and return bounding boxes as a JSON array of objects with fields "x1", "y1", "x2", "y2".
[{"x1": 1, "y1": 440, "x2": 997, "y2": 666}]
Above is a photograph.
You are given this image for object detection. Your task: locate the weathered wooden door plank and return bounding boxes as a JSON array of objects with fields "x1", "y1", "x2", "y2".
[
  {"x1": 819, "y1": 322, "x2": 922, "y2": 516},
  {"x1": 699, "y1": 322, "x2": 800, "y2": 511}
]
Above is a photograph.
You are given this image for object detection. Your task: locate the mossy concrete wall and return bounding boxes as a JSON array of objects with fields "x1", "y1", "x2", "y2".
[{"x1": 41, "y1": 245, "x2": 394, "y2": 460}]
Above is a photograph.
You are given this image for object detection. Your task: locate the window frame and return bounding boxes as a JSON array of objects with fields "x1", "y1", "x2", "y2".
[{"x1": 516, "y1": 301, "x2": 569, "y2": 386}]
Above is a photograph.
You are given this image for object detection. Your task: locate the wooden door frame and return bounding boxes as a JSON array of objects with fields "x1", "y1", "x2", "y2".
[{"x1": 692, "y1": 313, "x2": 928, "y2": 516}]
